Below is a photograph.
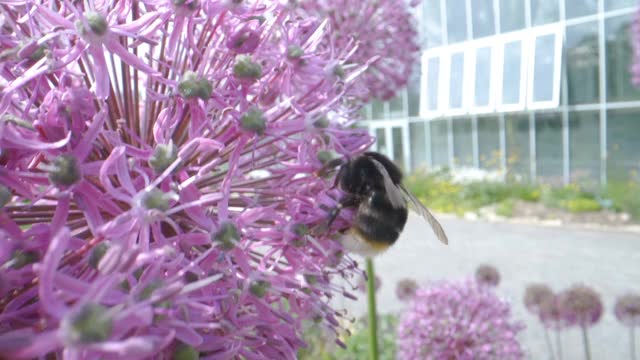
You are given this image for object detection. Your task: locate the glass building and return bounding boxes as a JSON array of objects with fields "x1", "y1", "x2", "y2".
[{"x1": 360, "y1": 0, "x2": 640, "y2": 187}]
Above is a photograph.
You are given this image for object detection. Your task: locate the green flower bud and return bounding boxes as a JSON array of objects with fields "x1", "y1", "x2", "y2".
[
  {"x1": 304, "y1": 274, "x2": 317, "y2": 285},
  {"x1": 233, "y1": 55, "x2": 262, "y2": 80},
  {"x1": 212, "y1": 222, "x2": 240, "y2": 250},
  {"x1": 287, "y1": 45, "x2": 304, "y2": 59},
  {"x1": 316, "y1": 151, "x2": 333, "y2": 165},
  {"x1": 312, "y1": 116, "x2": 330, "y2": 128},
  {"x1": 240, "y1": 108, "x2": 267, "y2": 135},
  {"x1": 173, "y1": 343, "x2": 200, "y2": 360},
  {"x1": 142, "y1": 188, "x2": 171, "y2": 211},
  {"x1": 291, "y1": 223, "x2": 309, "y2": 237},
  {"x1": 76, "y1": 12, "x2": 108, "y2": 37},
  {"x1": 149, "y1": 142, "x2": 179, "y2": 173},
  {"x1": 333, "y1": 64, "x2": 345, "y2": 79},
  {"x1": 249, "y1": 280, "x2": 270, "y2": 298},
  {"x1": 137, "y1": 280, "x2": 164, "y2": 301},
  {"x1": 66, "y1": 303, "x2": 112, "y2": 344},
  {"x1": 48, "y1": 154, "x2": 81, "y2": 187},
  {"x1": 88, "y1": 243, "x2": 109, "y2": 270},
  {"x1": 178, "y1": 71, "x2": 212, "y2": 100}
]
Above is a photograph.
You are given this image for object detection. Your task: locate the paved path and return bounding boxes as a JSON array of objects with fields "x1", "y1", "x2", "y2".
[{"x1": 339, "y1": 214, "x2": 640, "y2": 359}]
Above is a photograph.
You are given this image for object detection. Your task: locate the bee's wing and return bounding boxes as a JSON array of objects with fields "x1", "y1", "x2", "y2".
[
  {"x1": 369, "y1": 159, "x2": 405, "y2": 209},
  {"x1": 399, "y1": 184, "x2": 449, "y2": 245}
]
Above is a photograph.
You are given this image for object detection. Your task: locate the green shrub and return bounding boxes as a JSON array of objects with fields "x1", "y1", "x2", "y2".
[
  {"x1": 559, "y1": 198, "x2": 602, "y2": 213},
  {"x1": 496, "y1": 199, "x2": 515, "y2": 217}
]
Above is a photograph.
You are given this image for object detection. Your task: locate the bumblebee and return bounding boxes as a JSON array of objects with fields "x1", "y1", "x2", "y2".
[{"x1": 322, "y1": 151, "x2": 448, "y2": 257}]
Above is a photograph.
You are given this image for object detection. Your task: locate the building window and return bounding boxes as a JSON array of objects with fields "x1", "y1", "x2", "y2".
[
  {"x1": 566, "y1": 21, "x2": 599, "y2": 105},
  {"x1": 472, "y1": 0, "x2": 496, "y2": 39},
  {"x1": 569, "y1": 111, "x2": 600, "y2": 188},
  {"x1": 422, "y1": 0, "x2": 443, "y2": 48},
  {"x1": 445, "y1": 50, "x2": 468, "y2": 113},
  {"x1": 472, "y1": 45, "x2": 494, "y2": 112},
  {"x1": 528, "y1": 26, "x2": 563, "y2": 109},
  {"x1": 505, "y1": 114, "x2": 530, "y2": 181},
  {"x1": 392, "y1": 127, "x2": 405, "y2": 169},
  {"x1": 535, "y1": 112, "x2": 563, "y2": 185},
  {"x1": 607, "y1": 109, "x2": 640, "y2": 181},
  {"x1": 431, "y1": 120, "x2": 450, "y2": 167},
  {"x1": 530, "y1": 0, "x2": 559, "y2": 26},
  {"x1": 498, "y1": 36, "x2": 527, "y2": 111},
  {"x1": 565, "y1": 0, "x2": 598, "y2": 20},
  {"x1": 500, "y1": 0, "x2": 525, "y2": 33},
  {"x1": 446, "y1": 0, "x2": 468, "y2": 44},
  {"x1": 478, "y1": 116, "x2": 501, "y2": 170},
  {"x1": 375, "y1": 128, "x2": 387, "y2": 155},
  {"x1": 371, "y1": 99, "x2": 385, "y2": 120},
  {"x1": 421, "y1": 54, "x2": 442, "y2": 117},
  {"x1": 606, "y1": 14, "x2": 640, "y2": 102},
  {"x1": 453, "y1": 118, "x2": 473, "y2": 167},
  {"x1": 410, "y1": 122, "x2": 428, "y2": 170},
  {"x1": 389, "y1": 91, "x2": 406, "y2": 119},
  {"x1": 605, "y1": 0, "x2": 636, "y2": 11}
]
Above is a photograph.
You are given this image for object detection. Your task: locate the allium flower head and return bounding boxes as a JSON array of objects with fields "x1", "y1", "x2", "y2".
[
  {"x1": 297, "y1": 0, "x2": 422, "y2": 101},
  {"x1": 395, "y1": 278, "x2": 418, "y2": 301},
  {"x1": 397, "y1": 280, "x2": 524, "y2": 360},
  {"x1": 475, "y1": 264, "x2": 500, "y2": 287},
  {"x1": 614, "y1": 293, "x2": 640, "y2": 327},
  {"x1": 524, "y1": 283, "x2": 554, "y2": 315},
  {"x1": 0, "y1": 0, "x2": 377, "y2": 358},
  {"x1": 557, "y1": 284, "x2": 604, "y2": 328}
]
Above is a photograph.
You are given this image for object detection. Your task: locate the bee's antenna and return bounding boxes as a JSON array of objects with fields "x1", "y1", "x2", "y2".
[{"x1": 316, "y1": 157, "x2": 346, "y2": 178}]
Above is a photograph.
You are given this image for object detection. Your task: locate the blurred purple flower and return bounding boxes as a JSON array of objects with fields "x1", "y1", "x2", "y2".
[
  {"x1": 524, "y1": 283, "x2": 554, "y2": 316},
  {"x1": 297, "y1": 0, "x2": 421, "y2": 101},
  {"x1": 615, "y1": 293, "x2": 640, "y2": 327},
  {"x1": 475, "y1": 264, "x2": 500, "y2": 287},
  {"x1": 557, "y1": 284, "x2": 603, "y2": 328},
  {"x1": 357, "y1": 273, "x2": 381, "y2": 293},
  {"x1": 0, "y1": 1, "x2": 378, "y2": 358},
  {"x1": 397, "y1": 279, "x2": 525, "y2": 360},
  {"x1": 395, "y1": 278, "x2": 418, "y2": 301}
]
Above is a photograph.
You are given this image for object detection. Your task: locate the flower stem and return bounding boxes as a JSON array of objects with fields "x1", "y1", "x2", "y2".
[
  {"x1": 556, "y1": 329, "x2": 563, "y2": 360},
  {"x1": 365, "y1": 258, "x2": 379, "y2": 360},
  {"x1": 581, "y1": 326, "x2": 591, "y2": 360},
  {"x1": 631, "y1": 326, "x2": 637, "y2": 360},
  {"x1": 543, "y1": 326, "x2": 556, "y2": 360}
]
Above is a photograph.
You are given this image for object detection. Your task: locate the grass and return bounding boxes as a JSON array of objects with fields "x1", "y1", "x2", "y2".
[{"x1": 405, "y1": 170, "x2": 640, "y2": 221}]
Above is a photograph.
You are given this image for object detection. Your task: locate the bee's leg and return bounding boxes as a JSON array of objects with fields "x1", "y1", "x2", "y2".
[
  {"x1": 327, "y1": 195, "x2": 359, "y2": 228},
  {"x1": 317, "y1": 158, "x2": 345, "y2": 179}
]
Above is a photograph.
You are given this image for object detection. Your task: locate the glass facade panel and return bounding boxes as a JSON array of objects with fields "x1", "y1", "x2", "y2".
[
  {"x1": 431, "y1": 120, "x2": 450, "y2": 167},
  {"x1": 606, "y1": 14, "x2": 640, "y2": 102},
  {"x1": 532, "y1": 34, "x2": 557, "y2": 103},
  {"x1": 478, "y1": 116, "x2": 501, "y2": 170},
  {"x1": 446, "y1": 0, "x2": 468, "y2": 44},
  {"x1": 607, "y1": 109, "x2": 640, "y2": 181},
  {"x1": 375, "y1": 128, "x2": 387, "y2": 155},
  {"x1": 372, "y1": 100, "x2": 385, "y2": 120},
  {"x1": 530, "y1": 0, "x2": 559, "y2": 26},
  {"x1": 505, "y1": 114, "x2": 530, "y2": 181},
  {"x1": 569, "y1": 111, "x2": 600, "y2": 188},
  {"x1": 448, "y1": 52, "x2": 466, "y2": 109},
  {"x1": 502, "y1": 41, "x2": 523, "y2": 106},
  {"x1": 605, "y1": 0, "x2": 636, "y2": 11},
  {"x1": 472, "y1": 0, "x2": 496, "y2": 39},
  {"x1": 565, "y1": 0, "x2": 598, "y2": 19},
  {"x1": 474, "y1": 47, "x2": 492, "y2": 107},
  {"x1": 500, "y1": 0, "x2": 525, "y2": 33},
  {"x1": 566, "y1": 21, "x2": 599, "y2": 105},
  {"x1": 410, "y1": 122, "x2": 428, "y2": 170},
  {"x1": 408, "y1": 67, "x2": 420, "y2": 117},
  {"x1": 535, "y1": 112, "x2": 563, "y2": 185},
  {"x1": 426, "y1": 57, "x2": 440, "y2": 112},
  {"x1": 422, "y1": 0, "x2": 443, "y2": 48},
  {"x1": 392, "y1": 127, "x2": 405, "y2": 169},
  {"x1": 389, "y1": 92, "x2": 405, "y2": 119},
  {"x1": 453, "y1": 118, "x2": 473, "y2": 167}
]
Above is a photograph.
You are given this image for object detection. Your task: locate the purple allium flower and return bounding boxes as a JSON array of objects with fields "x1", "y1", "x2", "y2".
[
  {"x1": 475, "y1": 264, "x2": 500, "y2": 287},
  {"x1": 397, "y1": 280, "x2": 525, "y2": 360},
  {"x1": 615, "y1": 293, "x2": 640, "y2": 327},
  {"x1": 557, "y1": 284, "x2": 603, "y2": 328},
  {"x1": 0, "y1": 1, "x2": 379, "y2": 358},
  {"x1": 395, "y1": 278, "x2": 418, "y2": 301},
  {"x1": 524, "y1": 283, "x2": 554, "y2": 315},
  {"x1": 296, "y1": 0, "x2": 422, "y2": 101}
]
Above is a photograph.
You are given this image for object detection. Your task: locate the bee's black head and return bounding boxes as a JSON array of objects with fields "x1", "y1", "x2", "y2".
[{"x1": 336, "y1": 152, "x2": 403, "y2": 195}]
